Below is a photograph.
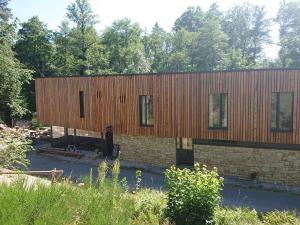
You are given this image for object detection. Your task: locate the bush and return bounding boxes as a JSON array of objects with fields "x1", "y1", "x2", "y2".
[
  {"x1": 131, "y1": 189, "x2": 167, "y2": 225},
  {"x1": 165, "y1": 163, "x2": 223, "y2": 225},
  {"x1": 31, "y1": 112, "x2": 44, "y2": 130},
  {"x1": 263, "y1": 211, "x2": 299, "y2": 225},
  {"x1": 215, "y1": 208, "x2": 262, "y2": 225},
  {"x1": 0, "y1": 126, "x2": 31, "y2": 169}
]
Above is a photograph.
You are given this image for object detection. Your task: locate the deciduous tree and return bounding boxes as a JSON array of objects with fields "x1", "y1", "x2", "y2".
[
  {"x1": 0, "y1": 0, "x2": 32, "y2": 124},
  {"x1": 277, "y1": 0, "x2": 300, "y2": 67},
  {"x1": 14, "y1": 16, "x2": 53, "y2": 111},
  {"x1": 222, "y1": 3, "x2": 271, "y2": 68},
  {"x1": 102, "y1": 18, "x2": 150, "y2": 74}
]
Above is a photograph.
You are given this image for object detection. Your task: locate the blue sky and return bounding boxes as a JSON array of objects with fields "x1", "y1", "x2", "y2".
[{"x1": 9, "y1": 0, "x2": 285, "y2": 59}]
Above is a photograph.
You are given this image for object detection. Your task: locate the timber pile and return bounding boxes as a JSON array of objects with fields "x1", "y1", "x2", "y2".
[
  {"x1": 0, "y1": 169, "x2": 64, "y2": 179},
  {"x1": 37, "y1": 147, "x2": 84, "y2": 159},
  {"x1": 0, "y1": 168, "x2": 56, "y2": 187}
]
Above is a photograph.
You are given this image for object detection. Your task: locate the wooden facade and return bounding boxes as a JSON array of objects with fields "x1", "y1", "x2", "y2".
[{"x1": 35, "y1": 69, "x2": 300, "y2": 145}]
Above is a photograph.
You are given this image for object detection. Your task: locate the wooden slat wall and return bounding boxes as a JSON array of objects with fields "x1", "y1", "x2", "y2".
[{"x1": 35, "y1": 69, "x2": 300, "y2": 144}]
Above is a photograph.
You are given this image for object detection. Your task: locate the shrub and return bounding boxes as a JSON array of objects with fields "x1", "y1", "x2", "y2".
[
  {"x1": 263, "y1": 211, "x2": 300, "y2": 225},
  {"x1": 0, "y1": 126, "x2": 31, "y2": 170},
  {"x1": 215, "y1": 207, "x2": 262, "y2": 225},
  {"x1": 131, "y1": 189, "x2": 167, "y2": 225},
  {"x1": 30, "y1": 112, "x2": 44, "y2": 130},
  {"x1": 165, "y1": 163, "x2": 223, "y2": 225}
]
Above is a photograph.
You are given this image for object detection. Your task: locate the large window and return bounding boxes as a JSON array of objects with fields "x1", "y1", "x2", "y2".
[
  {"x1": 271, "y1": 92, "x2": 293, "y2": 131},
  {"x1": 79, "y1": 91, "x2": 85, "y2": 118},
  {"x1": 209, "y1": 93, "x2": 228, "y2": 129},
  {"x1": 139, "y1": 95, "x2": 154, "y2": 126}
]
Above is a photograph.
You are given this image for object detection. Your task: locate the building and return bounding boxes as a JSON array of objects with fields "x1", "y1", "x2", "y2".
[{"x1": 35, "y1": 69, "x2": 300, "y2": 186}]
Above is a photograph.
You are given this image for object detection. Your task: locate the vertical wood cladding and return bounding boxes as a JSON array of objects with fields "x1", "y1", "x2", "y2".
[{"x1": 35, "y1": 69, "x2": 300, "y2": 144}]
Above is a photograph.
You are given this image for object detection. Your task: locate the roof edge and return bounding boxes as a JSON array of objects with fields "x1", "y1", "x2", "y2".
[{"x1": 35, "y1": 68, "x2": 300, "y2": 79}]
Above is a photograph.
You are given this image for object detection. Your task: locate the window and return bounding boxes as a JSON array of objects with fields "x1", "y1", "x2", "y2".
[
  {"x1": 271, "y1": 92, "x2": 293, "y2": 131},
  {"x1": 139, "y1": 95, "x2": 154, "y2": 126},
  {"x1": 79, "y1": 91, "x2": 85, "y2": 118},
  {"x1": 209, "y1": 93, "x2": 228, "y2": 129}
]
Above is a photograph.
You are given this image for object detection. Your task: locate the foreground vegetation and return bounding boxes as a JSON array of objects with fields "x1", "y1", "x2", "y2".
[
  {"x1": 0, "y1": 161, "x2": 299, "y2": 225},
  {"x1": 0, "y1": 124, "x2": 31, "y2": 170}
]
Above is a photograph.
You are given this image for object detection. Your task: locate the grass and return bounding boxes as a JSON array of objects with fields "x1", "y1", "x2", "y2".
[
  {"x1": 0, "y1": 179, "x2": 135, "y2": 225},
  {"x1": 0, "y1": 161, "x2": 299, "y2": 225},
  {"x1": 215, "y1": 208, "x2": 300, "y2": 225}
]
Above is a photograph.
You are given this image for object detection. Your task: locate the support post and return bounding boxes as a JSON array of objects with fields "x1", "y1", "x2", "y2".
[
  {"x1": 50, "y1": 125, "x2": 53, "y2": 147},
  {"x1": 64, "y1": 127, "x2": 69, "y2": 147},
  {"x1": 74, "y1": 129, "x2": 77, "y2": 146}
]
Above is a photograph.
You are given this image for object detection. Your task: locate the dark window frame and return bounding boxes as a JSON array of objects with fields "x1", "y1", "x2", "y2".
[
  {"x1": 208, "y1": 93, "x2": 228, "y2": 130},
  {"x1": 139, "y1": 95, "x2": 154, "y2": 127},
  {"x1": 271, "y1": 92, "x2": 294, "y2": 132},
  {"x1": 79, "y1": 91, "x2": 85, "y2": 118}
]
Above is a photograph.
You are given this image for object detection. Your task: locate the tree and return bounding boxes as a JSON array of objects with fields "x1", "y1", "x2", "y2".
[
  {"x1": 52, "y1": 21, "x2": 77, "y2": 76},
  {"x1": 14, "y1": 16, "x2": 54, "y2": 77},
  {"x1": 102, "y1": 18, "x2": 150, "y2": 74},
  {"x1": 0, "y1": 0, "x2": 32, "y2": 124},
  {"x1": 166, "y1": 28, "x2": 195, "y2": 72},
  {"x1": 173, "y1": 6, "x2": 205, "y2": 32},
  {"x1": 222, "y1": 3, "x2": 271, "y2": 68},
  {"x1": 14, "y1": 16, "x2": 53, "y2": 112},
  {"x1": 66, "y1": 0, "x2": 102, "y2": 75},
  {"x1": 277, "y1": 0, "x2": 300, "y2": 67},
  {"x1": 170, "y1": 4, "x2": 228, "y2": 72},
  {"x1": 190, "y1": 13, "x2": 229, "y2": 71},
  {"x1": 146, "y1": 23, "x2": 170, "y2": 72}
]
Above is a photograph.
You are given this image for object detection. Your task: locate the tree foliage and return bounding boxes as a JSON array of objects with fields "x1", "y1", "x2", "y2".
[
  {"x1": 144, "y1": 23, "x2": 170, "y2": 72},
  {"x1": 222, "y1": 3, "x2": 271, "y2": 68},
  {"x1": 102, "y1": 18, "x2": 150, "y2": 74},
  {"x1": 173, "y1": 6, "x2": 205, "y2": 32},
  {"x1": 0, "y1": 0, "x2": 32, "y2": 124},
  {"x1": 14, "y1": 16, "x2": 53, "y2": 112},
  {"x1": 14, "y1": 16, "x2": 54, "y2": 77},
  {"x1": 277, "y1": 0, "x2": 300, "y2": 67},
  {"x1": 190, "y1": 12, "x2": 228, "y2": 71},
  {"x1": 65, "y1": 0, "x2": 104, "y2": 75}
]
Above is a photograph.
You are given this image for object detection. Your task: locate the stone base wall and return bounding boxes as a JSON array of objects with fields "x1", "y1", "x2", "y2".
[
  {"x1": 114, "y1": 134, "x2": 176, "y2": 168},
  {"x1": 194, "y1": 144, "x2": 300, "y2": 186}
]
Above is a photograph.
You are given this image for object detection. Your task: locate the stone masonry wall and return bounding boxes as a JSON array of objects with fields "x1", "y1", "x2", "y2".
[
  {"x1": 114, "y1": 134, "x2": 176, "y2": 168},
  {"x1": 194, "y1": 144, "x2": 300, "y2": 186}
]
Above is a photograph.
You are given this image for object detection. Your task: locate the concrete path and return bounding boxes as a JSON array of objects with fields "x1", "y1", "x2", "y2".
[{"x1": 27, "y1": 151, "x2": 300, "y2": 213}]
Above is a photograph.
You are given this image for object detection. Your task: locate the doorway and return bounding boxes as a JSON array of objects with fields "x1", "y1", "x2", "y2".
[{"x1": 176, "y1": 137, "x2": 194, "y2": 167}]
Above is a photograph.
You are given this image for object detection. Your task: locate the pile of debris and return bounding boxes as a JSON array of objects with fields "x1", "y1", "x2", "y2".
[{"x1": 0, "y1": 168, "x2": 63, "y2": 187}]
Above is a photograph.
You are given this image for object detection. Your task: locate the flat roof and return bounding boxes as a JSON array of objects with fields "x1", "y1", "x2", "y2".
[{"x1": 35, "y1": 68, "x2": 300, "y2": 79}]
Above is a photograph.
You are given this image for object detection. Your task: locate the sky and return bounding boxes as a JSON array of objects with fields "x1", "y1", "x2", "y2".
[{"x1": 9, "y1": 0, "x2": 285, "y2": 59}]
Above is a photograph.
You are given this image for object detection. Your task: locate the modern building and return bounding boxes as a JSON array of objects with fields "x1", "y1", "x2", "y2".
[{"x1": 35, "y1": 69, "x2": 300, "y2": 186}]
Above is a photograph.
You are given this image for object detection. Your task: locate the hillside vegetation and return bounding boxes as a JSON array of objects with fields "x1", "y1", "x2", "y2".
[{"x1": 0, "y1": 161, "x2": 299, "y2": 225}]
